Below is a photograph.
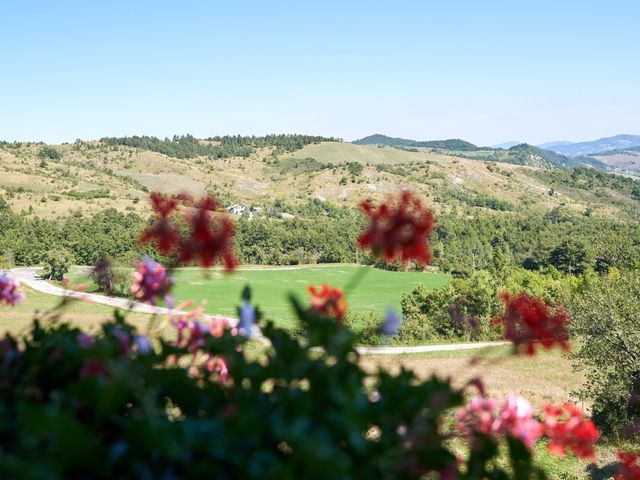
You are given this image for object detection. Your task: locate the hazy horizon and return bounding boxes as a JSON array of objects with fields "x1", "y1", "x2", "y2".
[{"x1": 2, "y1": 1, "x2": 639, "y2": 146}]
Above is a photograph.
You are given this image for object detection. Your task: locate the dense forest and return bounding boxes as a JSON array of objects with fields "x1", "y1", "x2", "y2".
[{"x1": 1, "y1": 194, "x2": 638, "y2": 277}]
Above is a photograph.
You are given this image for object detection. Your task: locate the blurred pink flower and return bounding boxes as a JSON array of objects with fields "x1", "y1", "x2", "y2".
[
  {"x1": 77, "y1": 332, "x2": 95, "y2": 348},
  {"x1": 0, "y1": 274, "x2": 25, "y2": 306},
  {"x1": 131, "y1": 257, "x2": 174, "y2": 306},
  {"x1": 458, "y1": 395, "x2": 544, "y2": 450},
  {"x1": 497, "y1": 395, "x2": 544, "y2": 449},
  {"x1": 458, "y1": 395, "x2": 497, "y2": 437}
]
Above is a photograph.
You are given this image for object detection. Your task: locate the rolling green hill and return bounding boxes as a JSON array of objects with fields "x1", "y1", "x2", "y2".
[{"x1": 1, "y1": 136, "x2": 639, "y2": 223}]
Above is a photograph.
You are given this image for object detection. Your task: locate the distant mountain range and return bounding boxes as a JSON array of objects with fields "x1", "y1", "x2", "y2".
[
  {"x1": 536, "y1": 140, "x2": 574, "y2": 150},
  {"x1": 538, "y1": 135, "x2": 640, "y2": 157}
]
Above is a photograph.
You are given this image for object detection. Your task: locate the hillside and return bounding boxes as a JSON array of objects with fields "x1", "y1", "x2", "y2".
[
  {"x1": 2, "y1": 137, "x2": 640, "y2": 222},
  {"x1": 591, "y1": 147, "x2": 640, "y2": 177},
  {"x1": 351, "y1": 135, "x2": 604, "y2": 170}
]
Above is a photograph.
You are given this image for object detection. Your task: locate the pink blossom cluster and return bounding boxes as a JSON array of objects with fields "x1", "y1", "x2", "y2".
[
  {"x1": 131, "y1": 257, "x2": 175, "y2": 306},
  {"x1": 0, "y1": 274, "x2": 25, "y2": 306},
  {"x1": 457, "y1": 395, "x2": 543, "y2": 449},
  {"x1": 458, "y1": 395, "x2": 599, "y2": 458},
  {"x1": 171, "y1": 313, "x2": 231, "y2": 382},
  {"x1": 173, "y1": 315, "x2": 231, "y2": 352}
]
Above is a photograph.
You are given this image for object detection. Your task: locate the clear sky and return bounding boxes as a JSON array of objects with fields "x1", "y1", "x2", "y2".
[{"x1": 1, "y1": 1, "x2": 639, "y2": 146}]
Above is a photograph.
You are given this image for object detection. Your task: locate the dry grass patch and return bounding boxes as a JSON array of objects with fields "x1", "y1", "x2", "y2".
[{"x1": 362, "y1": 347, "x2": 584, "y2": 408}]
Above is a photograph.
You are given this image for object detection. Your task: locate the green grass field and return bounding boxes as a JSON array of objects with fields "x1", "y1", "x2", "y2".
[
  {"x1": 64, "y1": 264, "x2": 451, "y2": 328},
  {"x1": 289, "y1": 142, "x2": 441, "y2": 165}
]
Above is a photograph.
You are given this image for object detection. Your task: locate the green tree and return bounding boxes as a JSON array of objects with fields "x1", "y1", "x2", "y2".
[
  {"x1": 37, "y1": 146, "x2": 62, "y2": 160},
  {"x1": 570, "y1": 272, "x2": 640, "y2": 436},
  {"x1": 549, "y1": 238, "x2": 594, "y2": 275},
  {"x1": 42, "y1": 248, "x2": 74, "y2": 281}
]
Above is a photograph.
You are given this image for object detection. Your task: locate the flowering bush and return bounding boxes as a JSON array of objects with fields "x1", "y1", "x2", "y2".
[{"x1": 0, "y1": 190, "x2": 629, "y2": 478}]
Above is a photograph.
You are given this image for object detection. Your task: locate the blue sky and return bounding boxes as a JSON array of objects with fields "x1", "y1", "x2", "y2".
[{"x1": 1, "y1": 1, "x2": 639, "y2": 145}]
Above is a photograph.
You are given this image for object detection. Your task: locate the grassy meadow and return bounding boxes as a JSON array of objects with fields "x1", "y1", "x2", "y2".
[
  {"x1": 63, "y1": 264, "x2": 451, "y2": 328},
  {"x1": 0, "y1": 287, "x2": 153, "y2": 335}
]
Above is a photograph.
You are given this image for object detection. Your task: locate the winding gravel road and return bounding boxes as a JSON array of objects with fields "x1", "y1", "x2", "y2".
[
  {"x1": 10, "y1": 267, "x2": 179, "y2": 315},
  {"x1": 8, "y1": 267, "x2": 510, "y2": 355}
]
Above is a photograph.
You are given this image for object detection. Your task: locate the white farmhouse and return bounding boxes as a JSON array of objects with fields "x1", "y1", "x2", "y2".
[{"x1": 227, "y1": 204, "x2": 246, "y2": 215}]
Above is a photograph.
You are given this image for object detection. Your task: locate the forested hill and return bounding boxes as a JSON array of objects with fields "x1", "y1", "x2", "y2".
[
  {"x1": 100, "y1": 134, "x2": 340, "y2": 160},
  {"x1": 352, "y1": 134, "x2": 478, "y2": 151}
]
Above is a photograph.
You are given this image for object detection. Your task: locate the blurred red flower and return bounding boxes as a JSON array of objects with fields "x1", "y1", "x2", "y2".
[
  {"x1": 495, "y1": 292, "x2": 570, "y2": 355},
  {"x1": 358, "y1": 190, "x2": 435, "y2": 265},
  {"x1": 543, "y1": 403, "x2": 599, "y2": 459},
  {"x1": 149, "y1": 192, "x2": 179, "y2": 218},
  {"x1": 616, "y1": 452, "x2": 640, "y2": 479},
  {"x1": 307, "y1": 283, "x2": 348, "y2": 323},
  {"x1": 178, "y1": 195, "x2": 237, "y2": 271},
  {"x1": 140, "y1": 193, "x2": 237, "y2": 271},
  {"x1": 140, "y1": 193, "x2": 182, "y2": 254}
]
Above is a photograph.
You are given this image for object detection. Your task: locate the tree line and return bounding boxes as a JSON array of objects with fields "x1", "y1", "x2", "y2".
[
  {"x1": 1, "y1": 196, "x2": 639, "y2": 277},
  {"x1": 99, "y1": 134, "x2": 340, "y2": 160}
]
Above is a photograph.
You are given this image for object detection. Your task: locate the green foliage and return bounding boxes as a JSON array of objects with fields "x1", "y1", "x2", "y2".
[
  {"x1": 442, "y1": 189, "x2": 514, "y2": 211},
  {"x1": 62, "y1": 189, "x2": 112, "y2": 199},
  {"x1": 431, "y1": 211, "x2": 640, "y2": 276},
  {"x1": 413, "y1": 138, "x2": 478, "y2": 150},
  {"x1": 0, "y1": 208, "x2": 144, "y2": 267},
  {"x1": 400, "y1": 271, "x2": 503, "y2": 343},
  {"x1": 41, "y1": 247, "x2": 74, "y2": 281},
  {"x1": 569, "y1": 271, "x2": 640, "y2": 437},
  {"x1": 535, "y1": 166, "x2": 640, "y2": 200},
  {"x1": 37, "y1": 146, "x2": 62, "y2": 160},
  {"x1": 345, "y1": 161, "x2": 363, "y2": 177},
  {"x1": 344, "y1": 311, "x2": 383, "y2": 345},
  {"x1": 272, "y1": 157, "x2": 331, "y2": 175},
  {"x1": 88, "y1": 258, "x2": 132, "y2": 297},
  {"x1": 235, "y1": 204, "x2": 362, "y2": 265},
  {"x1": 548, "y1": 239, "x2": 594, "y2": 275},
  {"x1": 399, "y1": 268, "x2": 582, "y2": 344}
]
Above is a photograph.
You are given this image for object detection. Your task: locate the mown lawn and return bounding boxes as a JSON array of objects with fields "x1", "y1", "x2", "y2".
[{"x1": 65, "y1": 264, "x2": 451, "y2": 328}]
